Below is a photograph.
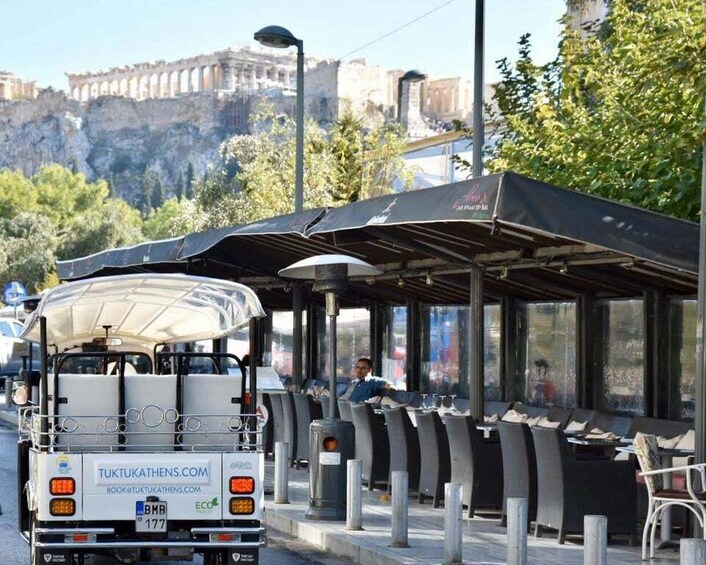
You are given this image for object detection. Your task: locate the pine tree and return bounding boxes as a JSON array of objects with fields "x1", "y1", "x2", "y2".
[
  {"x1": 151, "y1": 177, "x2": 164, "y2": 209},
  {"x1": 176, "y1": 172, "x2": 185, "y2": 201},
  {"x1": 185, "y1": 164, "x2": 195, "y2": 200}
]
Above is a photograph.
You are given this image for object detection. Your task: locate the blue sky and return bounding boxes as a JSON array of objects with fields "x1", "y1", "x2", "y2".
[{"x1": 2, "y1": 0, "x2": 565, "y2": 90}]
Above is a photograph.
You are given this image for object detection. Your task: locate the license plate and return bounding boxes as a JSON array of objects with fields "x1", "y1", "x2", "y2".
[{"x1": 135, "y1": 501, "x2": 167, "y2": 532}]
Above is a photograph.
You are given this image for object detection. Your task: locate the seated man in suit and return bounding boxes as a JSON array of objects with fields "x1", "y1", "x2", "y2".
[{"x1": 340, "y1": 357, "x2": 392, "y2": 402}]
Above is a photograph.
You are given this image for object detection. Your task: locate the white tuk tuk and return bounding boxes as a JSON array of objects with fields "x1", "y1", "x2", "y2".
[{"x1": 15, "y1": 273, "x2": 268, "y2": 565}]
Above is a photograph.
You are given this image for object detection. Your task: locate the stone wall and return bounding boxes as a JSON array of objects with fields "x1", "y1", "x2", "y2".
[{"x1": 0, "y1": 90, "x2": 294, "y2": 204}]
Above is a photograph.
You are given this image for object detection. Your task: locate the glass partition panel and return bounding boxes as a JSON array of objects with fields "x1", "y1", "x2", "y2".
[
  {"x1": 519, "y1": 301, "x2": 577, "y2": 407},
  {"x1": 600, "y1": 299, "x2": 644, "y2": 415},
  {"x1": 319, "y1": 307, "x2": 371, "y2": 383},
  {"x1": 484, "y1": 304, "x2": 502, "y2": 400},
  {"x1": 382, "y1": 306, "x2": 407, "y2": 390},
  {"x1": 269, "y1": 310, "x2": 307, "y2": 380},
  {"x1": 670, "y1": 298, "x2": 696, "y2": 422},
  {"x1": 421, "y1": 305, "x2": 468, "y2": 397}
]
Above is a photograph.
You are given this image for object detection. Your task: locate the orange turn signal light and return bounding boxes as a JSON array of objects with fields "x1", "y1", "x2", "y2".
[
  {"x1": 50, "y1": 498, "x2": 76, "y2": 516},
  {"x1": 50, "y1": 477, "x2": 75, "y2": 495},
  {"x1": 229, "y1": 497, "x2": 255, "y2": 515},
  {"x1": 229, "y1": 476, "x2": 255, "y2": 494},
  {"x1": 323, "y1": 436, "x2": 339, "y2": 452}
]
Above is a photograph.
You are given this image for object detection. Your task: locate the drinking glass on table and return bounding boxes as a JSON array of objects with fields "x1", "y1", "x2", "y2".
[
  {"x1": 420, "y1": 393, "x2": 429, "y2": 412},
  {"x1": 449, "y1": 394, "x2": 457, "y2": 412}
]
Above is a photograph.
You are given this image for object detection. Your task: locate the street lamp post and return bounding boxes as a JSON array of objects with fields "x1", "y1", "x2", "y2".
[
  {"x1": 280, "y1": 254, "x2": 381, "y2": 520},
  {"x1": 255, "y1": 25, "x2": 306, "y2": 389},
  {"x1": 254, "y1": 25, "x2": 304, "y2": 213}
]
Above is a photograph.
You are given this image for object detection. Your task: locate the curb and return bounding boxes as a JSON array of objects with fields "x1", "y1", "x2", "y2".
[{"x1": 264, "y1": 504, "x2": 412, "y2": 565}]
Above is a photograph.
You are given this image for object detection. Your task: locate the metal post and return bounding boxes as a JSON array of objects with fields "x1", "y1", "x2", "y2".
[
  {"x1": 584, "y1": 515, "x2": 607, "y2": 565},
  {"x1": 507, "y1": 498, "x2": 527, "y2": 565},
  {"x1": 681, "y1": 539, "x2": 706, "y2": 564},
  {"x1": 469, "y1": 265, "x2": 484, "y2": 419},
  {"x1": 292, "y1": 284, "x2": 303, "y2": 389},
  {"x1": 39, "y1": 316, "x2": 48, "y2": 447},
  {"x1": 249, "y1": 318, "x2": 258, "y2": 416},
  {"x1": 444, "y1": 483, "x2": 463, "y2": 564},
  {"x1": 327, "y1": 292, "x2": 337, "y2": 419},
  {"x1": 346, "y1": 459, "x2": 363, "y2": 530},
  {"x1": 472, "y1": 0, "x2": 485, "y2": 177},
  {"x1": 294, "y1": 41, "x2": 304, "y2": 213},
  {"x1": 274, "y1": 441, "x2": 289, "y2": 504},
  {"x1": 390, "y1": 471, "x2": 409, "y2": 547},
  {"x1": 696, "y1": 96, "x2": 706, "y2": 464}
]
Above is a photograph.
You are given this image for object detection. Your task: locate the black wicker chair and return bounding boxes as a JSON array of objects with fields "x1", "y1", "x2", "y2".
[
  {"x1": 383, "y1": 407, "x2": 420, "y2": 492},
  {"x1": 416, "y1": 411, "x2": 451, "y2": 508},
  {"x1": 320, "y1": 395, "x2": 338, "y2": 418},
  {"x1": 262, "y1": 393, "x2": 275, "y2": 457},
  {"x1": 269, "y1": 393, "x2": 286, "y2": 456},
  {"x1": 338, "y1": 399, "x2": 354, "y2": 422},
  {"x1": 292, "y1": 393, "x2": 323, "y2": 468},
  {"x1": 498, "y1": 421, "x2": 538, "y2": 526},
  {"x1": 589, "y1": 412, "x2": 633, "y2": 436},
  {"x1": 485, "y1": 400, "x2": 512, "y2": 418},
  {"x1": 351, "y1": 403, "x2": 390, "y2": 490},
  {"x1": 531, "y1": 427, "x2": 637, "y2": 544},
  {"x1": 545, "y1": 407, "x2": 573, "y2": 429},
  {"x1": 280, "y1": 391, "x2": 298, "y2": 466},
  {"x1": 512, "y1": 403, "x2": 549, "y2": 419},
  {"x1": 625, "y1": 416, "x2": 692, "y2": 440},
  {"x1": 567, "y1": 408, "x2": 595, "y2": 427},
  {"x1": 445, "y1": 415, "x2": 503, "y2": 517}
]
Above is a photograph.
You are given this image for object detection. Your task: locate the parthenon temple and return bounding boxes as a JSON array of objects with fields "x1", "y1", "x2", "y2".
[{"x1": 67, "y1": 46, "x2": 314, "y2": 103}]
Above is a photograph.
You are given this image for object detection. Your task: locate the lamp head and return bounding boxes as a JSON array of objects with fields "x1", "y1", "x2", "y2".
[
  {"x1": 254, "y1": 25, "x2": 299, "y2": 48},
  {"x1": 400, "y1": 69, "x2": 426, "y2": 83}
]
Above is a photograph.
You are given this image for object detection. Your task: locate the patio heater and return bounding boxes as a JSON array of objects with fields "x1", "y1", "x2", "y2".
[{"x1": 279, "y1": 254, "x2": 382, "y2": 520}]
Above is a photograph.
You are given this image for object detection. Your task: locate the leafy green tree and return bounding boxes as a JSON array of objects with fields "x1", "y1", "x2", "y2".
[
  {"x1": 0, "y1": 212, "x2": 57, "y2": 293},
  {"x1": 143, "y1": 198, "x2": 203, "y2": 240},
  {"x1": 195, "y1": 103, "x2": 414, "y2": 228},
  {"x1": 457, "y1": 0, "x2": 706, "y2": 220}
]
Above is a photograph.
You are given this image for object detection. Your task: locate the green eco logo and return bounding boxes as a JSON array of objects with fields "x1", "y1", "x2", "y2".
[{"x1": 195, "y1": 497, "x2": 219, "y2": 511}]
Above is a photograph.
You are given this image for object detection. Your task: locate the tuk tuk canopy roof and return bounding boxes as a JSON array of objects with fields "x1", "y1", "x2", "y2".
[{"x1": 22, "y1": 274, "x2": 265, "y2": 349}]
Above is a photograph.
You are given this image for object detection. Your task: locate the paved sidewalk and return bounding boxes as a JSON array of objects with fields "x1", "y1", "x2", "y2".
[{"x1": 263, "y1": 464, "x2": 681, "y2": 565}]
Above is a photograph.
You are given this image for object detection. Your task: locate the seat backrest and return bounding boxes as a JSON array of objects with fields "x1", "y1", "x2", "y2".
[
  {"x1": 124, "y1": 374, "x2": 177, "y2": 452},
  {"x1": 626, "y1": 417, "x2": 693, "y2": 440},
  {"x1": 569, "y1": 408, "x2": 595, "y2": 425},
  {"x1": 351, "y1": 402, "x2": 374, "y2": 461},
  {"x1": 280, "y1": 391, "x2": 297, "y2": 460},
  {"x1": 485, "y1": 400, "x2": 512, "y2": 418},
  {"x1": 338, "y1": 399, "x2": 354, "y2": 422},
  {"x1": 383, "y1": 407, "x2": 420, "y2": 478},
  {"x1": 633, "y1": 433, "x2": 663, "y2": 493},
  {"x1": 180, "y1": 373, "x2": 243, "y2": 450},
  {"x1": 293, "y1": 392, "x2": 316, "y2": 460},
  {"x1": 498, "y1": 421, "x2": 537, "y2": 519},
  {"x1": 530, "y1": 427, "x2": 568, "y2": 510},
  {"x1": 444, "y1": 416, "x2": 475, "y2": 486},
  {"x1": 590, "y1": 412, "x2": 633, "y2": 436},
  {"x1": 54, "y1": 373, "x2": 120, "y2": 451},
  {"x1": 546, "y1": 406, "x2": 573, "y2": 428},
  {"x1": 513, "y1": 403, "x2": 549, "y2": 418},
  {"x1": 269, "y1": 393, "x2": 285, "y2": 445}
]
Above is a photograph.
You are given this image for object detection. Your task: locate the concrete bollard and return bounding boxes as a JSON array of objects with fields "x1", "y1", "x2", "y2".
[
  {"x1": 681, "y1": 539, "x2": 706, "y2": 565},
  {"x1": 444, "y1": 483, "x2": 463, "y2": 564},
  {"x1": 584, "y1": 515, "x2": 607, "y2": 565},
  {"x1": 274, "y1": 441, "x2": 289, "y2": 504},
  {"x1": 390, "y1": 471, "x2": 409, "y2": 547},
  {"x1": 507, "y1": 498, "x2": 528, "y2": 565},
  {"x1": 346, "y1": 459, "x2": 363, "y2": 530}
]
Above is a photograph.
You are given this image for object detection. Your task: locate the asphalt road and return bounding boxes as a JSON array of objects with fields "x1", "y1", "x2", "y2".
[{"x1": 0, "y1": 418, "x2": 349, "y2": 565}]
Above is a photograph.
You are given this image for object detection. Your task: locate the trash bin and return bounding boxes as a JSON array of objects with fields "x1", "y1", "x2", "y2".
[{"x1": 305, "y1": 417, "x2": 355, "y2": 520}]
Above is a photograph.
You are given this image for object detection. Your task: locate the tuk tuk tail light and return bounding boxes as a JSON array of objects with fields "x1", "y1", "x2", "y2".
[
  {"x1": 230, "y1": 497, "x2": 255, "y2": 515},
  {"x1": 230, "y1": 476, "x2": 255, "y2": 494},
  {"x1": 50, "y1": 477, "x2": 75, "y2": 495},
  {"x1": 50, "y1": 498, "x2": 76, "y2": 516}
]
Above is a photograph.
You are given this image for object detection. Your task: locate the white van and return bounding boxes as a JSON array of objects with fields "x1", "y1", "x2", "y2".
[{"x1": 15, "y1": 274, "x2": 267, "y2": 565}]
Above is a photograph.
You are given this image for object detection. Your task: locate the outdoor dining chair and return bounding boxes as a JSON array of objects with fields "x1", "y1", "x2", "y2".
[
  {"x1": 262, "y1": 393, "x2": 275, "y2": 457},
  {"x1": 383, "y1": 407, "x2": 421, "y2": 492},
  {"x1": 269, "y1": 393, "x2": 286, "y2": 456},
  {"x1": 545, "y1": 406, "x2": 573, "y2": 429},
  {"x1": 416, "y1": 411, "x2": 451, "y2": 508},
  {"x1": 338, "y1": 399, "x2": 354, "y2": 422},
  {"x1": 351, "y1": 403, "x2": 390, "y2": 490},
  {"x1": 633, "y1": 433, "x2": 706, "y2": 560},
  {"x1": 531, "y1": 427, "x2": 637, "y2": 544},
  {"x1": 445, "y1": 415, "x2": 503, "y2": 517},
  {"x1": 280, "y1": 391, "x2": 298, "y2": 466},
  {"x1": 498, "y1": 421, "x2": 538, "y2": 526},
  {"x1": 292, "y1": 392, "x2": 323, "y2": 468}
]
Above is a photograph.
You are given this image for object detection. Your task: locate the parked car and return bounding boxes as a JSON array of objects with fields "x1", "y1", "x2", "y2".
[{"x1": 0, "y1": 318, "x2": 34, "y2": 391}]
